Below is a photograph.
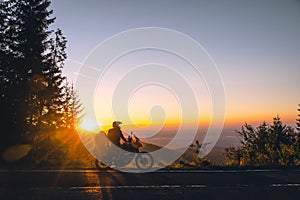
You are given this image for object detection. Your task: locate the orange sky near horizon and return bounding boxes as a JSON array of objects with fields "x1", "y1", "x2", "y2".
[{"x1": 78, "y1": 105, "x2": 299, "y2": 134}]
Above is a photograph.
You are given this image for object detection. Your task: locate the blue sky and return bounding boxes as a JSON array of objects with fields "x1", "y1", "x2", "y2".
[{"x1": 50, "y1": 0, "x2": 300, "y2": 127}]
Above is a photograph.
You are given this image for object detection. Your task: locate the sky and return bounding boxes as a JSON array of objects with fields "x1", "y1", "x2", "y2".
[{"x1": 49, "y1": 0, "x2": 300, "y2": 131}]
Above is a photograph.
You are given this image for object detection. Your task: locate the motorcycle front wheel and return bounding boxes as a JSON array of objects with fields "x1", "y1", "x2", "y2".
[{"x1": 135, "y1": 151, "x2": 154, "y2": 170}]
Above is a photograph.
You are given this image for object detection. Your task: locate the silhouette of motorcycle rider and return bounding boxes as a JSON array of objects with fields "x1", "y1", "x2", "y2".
[
  {"x1": 107, "y1": 121, "x2": 127, "y2": 147},
  {"x1": 107, "y1": 121, "x2": 138, "y2": 153}
]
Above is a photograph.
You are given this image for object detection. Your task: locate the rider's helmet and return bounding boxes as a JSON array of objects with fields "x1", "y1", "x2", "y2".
[{"x1": 112, "y1": 121, "x2": 122, "y2": 128}]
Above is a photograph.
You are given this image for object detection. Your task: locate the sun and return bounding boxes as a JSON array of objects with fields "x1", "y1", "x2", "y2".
[{"x1": 78, "y1": 117, "x2": 100, "y2": 133}]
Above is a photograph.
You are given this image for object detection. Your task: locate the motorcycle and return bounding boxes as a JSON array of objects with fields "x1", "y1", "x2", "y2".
[{"x1": 95, "y1": 132, "x2": 154, "y2": 170}]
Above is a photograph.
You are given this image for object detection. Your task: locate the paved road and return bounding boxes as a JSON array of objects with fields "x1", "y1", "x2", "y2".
[{"x1": 0, "y1": 169, "x2": 299, "y2": 200}]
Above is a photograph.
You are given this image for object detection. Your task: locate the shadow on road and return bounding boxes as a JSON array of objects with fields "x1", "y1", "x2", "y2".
[{"x1": 0, "y1": 169, "x2": 300, "y2": 200}]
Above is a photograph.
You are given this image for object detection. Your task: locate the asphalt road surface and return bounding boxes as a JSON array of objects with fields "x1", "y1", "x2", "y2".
[{"x1": 0, "y1": 169, "x2": 299, "y2": 200}]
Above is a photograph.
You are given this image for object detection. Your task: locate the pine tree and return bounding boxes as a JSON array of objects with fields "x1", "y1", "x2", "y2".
[
  {"x1": 0, "y1": 0, "x2": 12, "y2": 151},
  {"x1": 1, "y1": 0, "x2": 86, "y2": 165},
  {"x1": 38, "y1": 28, "x2": 67, "y2": 130},
  {"x1": 70, "y1": 84, "x2": 84, "y2": 129},
  {"x1": 62, "y1": 81, "x2": 84, "y2": 130},
  {"x1": 295, "y1": 104, "x2": 300, "y2": 161},
  {"x1": 0, "y1": 0, "x2": 22, "y2": 150},
  {"x1": 297, "y1": 104, "x2": 300, "y2": 133},
  {"x1": 8, "y1": 1, "x2": 71, "y2": 134},
  {"x1": 14, "y1": 0, "x2": 55, "y2": 132},
  {"x1": 0, "y1": 0, "x2": 79, "y2": 159},
  {"x1": 0, "y1": 0, "x2": 56, "y2": 141}
]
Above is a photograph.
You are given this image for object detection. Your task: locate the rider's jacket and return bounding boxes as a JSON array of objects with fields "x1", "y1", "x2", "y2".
[{"x1": 107, "y1": 127, "x2": 125, "y2": 146}]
